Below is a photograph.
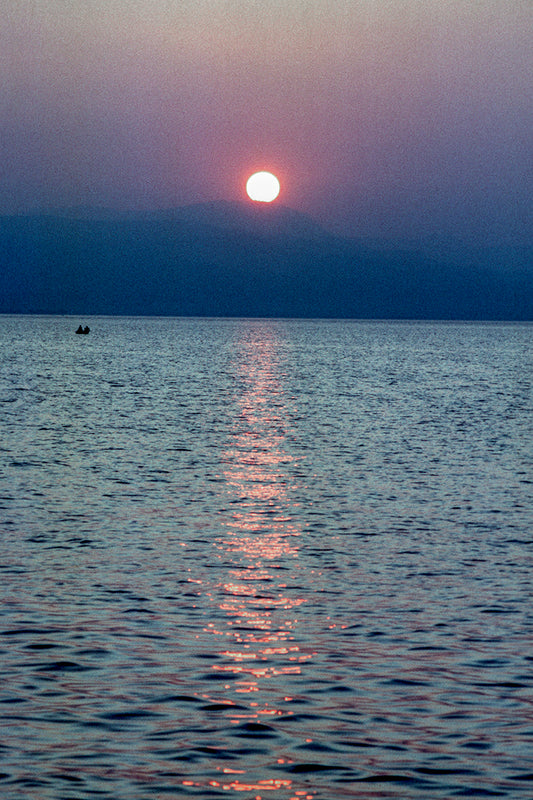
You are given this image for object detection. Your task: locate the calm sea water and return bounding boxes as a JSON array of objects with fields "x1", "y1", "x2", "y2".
[{"x1": 1, "y1": 315, "x2": 532, "y2": 800}]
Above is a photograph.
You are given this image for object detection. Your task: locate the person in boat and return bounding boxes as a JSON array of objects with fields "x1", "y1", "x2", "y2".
[
  {"x1": 83, "y1": 326, "x2": 90, "y2": 334},
  {"x1": 75, "y1": 325, "x2": 84, "y2": 334}
]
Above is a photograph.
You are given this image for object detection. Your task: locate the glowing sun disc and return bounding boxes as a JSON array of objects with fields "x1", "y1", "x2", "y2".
[{"x1": 246, "y1": 171, "x2": 280, "y2": 202}]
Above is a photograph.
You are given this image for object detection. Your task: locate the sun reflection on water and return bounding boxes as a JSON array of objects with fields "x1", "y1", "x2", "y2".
[{"x1": 190, "y1": 326, "x2": 315, "y2": 797}]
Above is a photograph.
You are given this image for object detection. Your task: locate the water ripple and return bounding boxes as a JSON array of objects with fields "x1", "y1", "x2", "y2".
[{"x1": 1, "y1": 316, "x2": 532, "y2": 798}]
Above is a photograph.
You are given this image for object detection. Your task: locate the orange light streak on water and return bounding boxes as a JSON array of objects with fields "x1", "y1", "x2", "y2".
[{"x1": 190, "y1": 328, "x2": 317, "y2": 797}]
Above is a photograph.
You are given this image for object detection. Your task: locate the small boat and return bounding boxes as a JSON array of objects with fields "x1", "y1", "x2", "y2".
[{"x1": 75, "y1": 325, "x2": 90, "y2": 334}]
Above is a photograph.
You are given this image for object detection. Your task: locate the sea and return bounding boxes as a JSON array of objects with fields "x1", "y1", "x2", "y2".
[{"x1": 1, "y1": 315, "x2": 532, "y2": 800}]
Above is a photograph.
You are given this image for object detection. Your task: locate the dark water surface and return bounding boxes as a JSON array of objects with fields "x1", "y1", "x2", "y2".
[{"x1": 1, "y1": 316, "x2": 532, "y2": 799}]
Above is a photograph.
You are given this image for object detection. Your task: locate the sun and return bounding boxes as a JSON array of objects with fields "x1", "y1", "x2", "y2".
[{"x1": 246, "y1": 171, "x2": 280, "y2": 203}]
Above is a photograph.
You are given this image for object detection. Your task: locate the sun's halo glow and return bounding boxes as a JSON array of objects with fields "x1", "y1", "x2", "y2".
[{"x1": 246, "y1": 171, "x2": 280, "y2": 203}]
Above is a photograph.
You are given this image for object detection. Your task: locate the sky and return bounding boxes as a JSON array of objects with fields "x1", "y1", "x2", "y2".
[{"x1": 2, "y1": 0, "x2": 532, "y2": 247}]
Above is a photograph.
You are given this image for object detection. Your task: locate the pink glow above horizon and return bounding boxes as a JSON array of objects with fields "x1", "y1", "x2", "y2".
[{"x1": 1, "y1": 0, "x2": 531, "y2": 245}]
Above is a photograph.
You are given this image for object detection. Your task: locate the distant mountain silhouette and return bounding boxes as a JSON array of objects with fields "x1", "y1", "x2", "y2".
[
  {"x1": 0, "y1": 202, "x2": 531, "y2": 319},
  {"x1": 150, "y1": 201, "x2": 334, "y2": 240}
]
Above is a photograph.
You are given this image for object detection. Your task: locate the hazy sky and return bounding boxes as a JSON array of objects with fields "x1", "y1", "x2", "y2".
[{"x1": 2, "y1": 0, "x2": 532, "y2": 245}]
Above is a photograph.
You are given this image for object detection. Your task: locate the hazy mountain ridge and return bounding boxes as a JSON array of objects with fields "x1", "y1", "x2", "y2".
[
  {"x1": 1, "y1": 203, "x2": 531, "y2": 319},
  {"x1": 33, "y1": 201, "x2": 334, "y2": 240}
]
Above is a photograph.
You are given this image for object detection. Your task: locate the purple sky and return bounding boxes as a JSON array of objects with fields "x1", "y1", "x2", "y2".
[{"x1": 2, "y1": 0, "x2": 532, "y2": 246}]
